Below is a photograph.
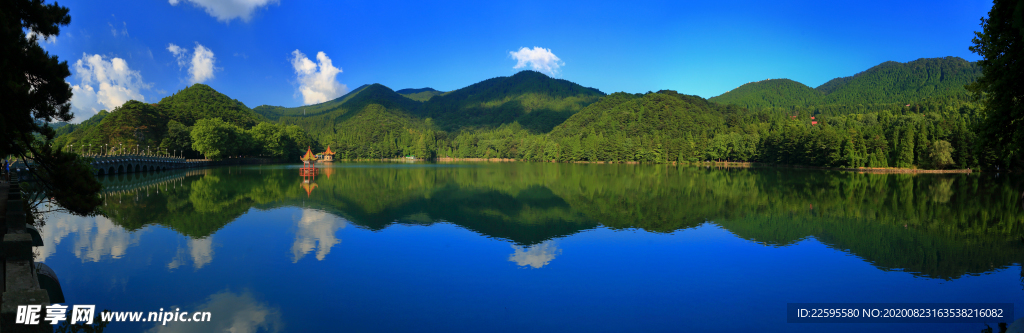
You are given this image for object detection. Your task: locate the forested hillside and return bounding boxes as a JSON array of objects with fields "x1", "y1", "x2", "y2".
[
  {"x1": 159, "y1": 84, "x2": 263, "y2": 128},
  {"x1": 260, "y1": 84, "x2": 427, "y2": 146},
  {"x1": 54, "y1": 84, "x2": 315, "y2": 160},
  {"x1": 253, "y1": 84, "x2": 370, "y2": 121},
  {"x1": 415, "y1": 70, "x2": 605, "y2": 133},
  {"x1": 438, "y1": 90, "x2": 984, "y2": 169},
  {"x1": 208, "y1": 71, "x2": 606, "y2": 160},
  {"x1": 397, "y1": 88, "x2": 444, "y2": 102},
  {"x1": 708, "y1": 79, "x2": 823, "y2": 110},
  {"x1": 710, "y1": 57, "x2": 981, "y2": 115},
  {"x1": 54, "y1": 60, "x2": 990, "y2": 169}
]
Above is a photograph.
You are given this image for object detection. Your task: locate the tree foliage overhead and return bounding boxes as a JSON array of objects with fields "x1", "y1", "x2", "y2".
[
  {"x1": 1, "y1": 0, "x2": 101, "y2": 216},
  {"x1": 969, "y1": 0, "x2": 1024, "y2": 170}
]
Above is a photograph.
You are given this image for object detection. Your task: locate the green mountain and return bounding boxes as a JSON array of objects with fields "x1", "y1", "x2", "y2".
[
  {"x1": 257, "y1": 84, "x2": 426, "y2": 146},
  {"x1": 545, "y1": 90, "x2": 743, "y2": 162},
  {"x1": 52, "y1": 111, "x2": 109, "y2": 145},
  {"x1": 253, "y1": 84, "x2": 371, "y2": 121},
  {"x1": 708, "y1": 78, "x2": 824, "y2": 109},
  {"x1": 709, "y1": 57, "x2": 982, "y2": 112},
  {"x1": 416, "y1": 70, "x2": 605, "y2": 133},
  {"x1": 52, "y1": 60, "x2": 989, "y2": 169},
  {"x1": 55, "y1": 84, "x2": 272, "y2": 157},
  {"x1": 396, "y1": 87, "x2": 444, "y2": 102},
  {"x1": 54, "y1": 101, "x2": 167, "y2": 154},
  {"x1": 246, "y1": 71, "x2": 606, "y2": 159},
  {"x1": 814, "y1": 76, "x2": 853, "y2": 95},
  {"x1": 158, "y1": 83, "x2": 262, "y2": 128}
]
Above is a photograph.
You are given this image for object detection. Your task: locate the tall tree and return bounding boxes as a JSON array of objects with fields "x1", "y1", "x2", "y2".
[
  {"x1": 969, "y1": 0, "x2": 1024, "y2": 169},
  {"x1": 190, "y1": 118, "x2": 252, "y2": 160},
  {"x1": 1, "y1": 0, "x2": 101, "y2": 216},
  {"x1": 897, "y1": 127, "x2": 915, "y2": 168}
]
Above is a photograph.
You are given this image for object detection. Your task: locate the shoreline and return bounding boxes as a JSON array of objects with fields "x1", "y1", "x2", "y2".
[{"x1": 336, "y1": 157, "x2": 972, "y2": 174}]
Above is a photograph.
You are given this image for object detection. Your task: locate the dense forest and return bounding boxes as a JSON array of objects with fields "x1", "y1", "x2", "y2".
[
  {"x1": 53, "y1": 84, "x2": 318, "y2": 161},
  {"x1": 709, "y1": 57, "x2": 981, "y2": 113},
  {"x1": 396, "y1": 87, "x2": 444, "y2": 102},
  {"x1": 54, "y1": 57, "x2": 995, "y2": 170}
]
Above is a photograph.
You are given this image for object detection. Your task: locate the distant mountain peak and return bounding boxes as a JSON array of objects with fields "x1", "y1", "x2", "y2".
[{"x1": 396, "y1": 88, "x2": 441, "y2": 95}]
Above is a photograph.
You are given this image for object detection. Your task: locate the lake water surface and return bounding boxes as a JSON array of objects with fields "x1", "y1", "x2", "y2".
[{"x1": 38, "y1": 163, "x2": 1024, "y2": 332}]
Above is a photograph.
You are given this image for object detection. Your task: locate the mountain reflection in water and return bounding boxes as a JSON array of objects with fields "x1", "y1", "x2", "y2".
[{"x1": 82, "y1": 163, "x2": 1023, "y2": 279}]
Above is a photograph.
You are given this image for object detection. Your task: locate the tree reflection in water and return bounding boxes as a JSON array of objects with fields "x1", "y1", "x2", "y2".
[{"x1": 95, "y1": 163, "x2": 1024, "y2": 278}]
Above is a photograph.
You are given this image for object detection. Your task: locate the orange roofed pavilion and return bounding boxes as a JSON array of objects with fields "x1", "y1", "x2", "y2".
[
  {"x1": 319, "y1": 145, "x2": 335, "y2": 162},
  {"x1": 300, "y1": 146, "x2": 318, "y2": 165}
]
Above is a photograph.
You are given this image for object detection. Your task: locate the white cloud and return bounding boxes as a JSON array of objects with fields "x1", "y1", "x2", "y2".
[
  {"x1": 25, "y1": 29, "x2": 57, "y2": 44},
  {"x1": 167, "y1": 42, "x2": 219, "y2": 84},
  {"x1": 190, "y1": 43, "x2": 218, "y2": 83},
  {"x1": 169, "y1": 0, "x2": 279, "y2": 23},
  {"x1": 509, "y1": 46, "x2": 564, "y2": 76},
  {"x1": 508, "y1": 240, "x2": 561, "y2": 269},
  {"x1": 68, "y1": 54, "x2": 150, "y2": 120},
  {"x1": 167, "y1": 43, "x2": 187, "y2": 68},
  {"x1": 290, "y1": 50, "x2": 347, "y2": 105}
]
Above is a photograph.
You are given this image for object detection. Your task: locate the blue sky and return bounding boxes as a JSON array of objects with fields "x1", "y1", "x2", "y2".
[{"x1": 38, "y1": 0, "x2": 992, "y2": 122}]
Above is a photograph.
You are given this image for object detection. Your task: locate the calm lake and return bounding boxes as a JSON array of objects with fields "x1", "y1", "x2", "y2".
[{"x1": 37, "y1": 162, "x2": 1024, "y2": 332}]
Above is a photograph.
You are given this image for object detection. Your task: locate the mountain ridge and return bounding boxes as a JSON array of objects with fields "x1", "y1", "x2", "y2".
[{"x1": 709, "y1": 57, "x2": 981, "y2": 112}]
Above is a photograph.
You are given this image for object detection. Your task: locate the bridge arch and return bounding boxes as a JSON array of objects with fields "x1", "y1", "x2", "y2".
[
  {"x1": 97, "y1": 168, "x2": 105, "y2": 176},
  {"x1": 118, "y1": 165, "x2": 124, "y2": 173},
  {"x1": 109, "y1": 166, "x2": 115, "y2": 175},
  {"x1": 134, "y1": 164, "x2": 140, "y2": 173}
]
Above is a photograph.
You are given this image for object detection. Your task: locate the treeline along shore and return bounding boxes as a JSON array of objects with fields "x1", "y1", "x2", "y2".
[
  {"x1": 347, "y1": 156, "x2": 974, "y2": 174},
  {"x1": 51, "y1": 57, "x2": 1009, "y2": 172}
]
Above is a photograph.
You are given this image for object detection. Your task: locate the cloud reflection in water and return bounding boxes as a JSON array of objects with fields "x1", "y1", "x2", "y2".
[
  {"x1": 34, "y1": 213, "x2": 143, "y2": 263},
  {"x1": 168, "y1": 237, "x2": 215, "y2": 270},
  {"x1": 291, "y1": 209, "x2": 347, "y2": 263},
  {"x1": 146, "y1": 290, "x2": 282, "y2": 333},
  {"x1": 509, "y1": 240, "x2": 561, "y2": 268}
]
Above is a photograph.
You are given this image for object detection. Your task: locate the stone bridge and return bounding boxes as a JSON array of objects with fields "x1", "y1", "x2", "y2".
[{"x1": 87, "y1": 156, "x2": 209, "y2": 176}]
